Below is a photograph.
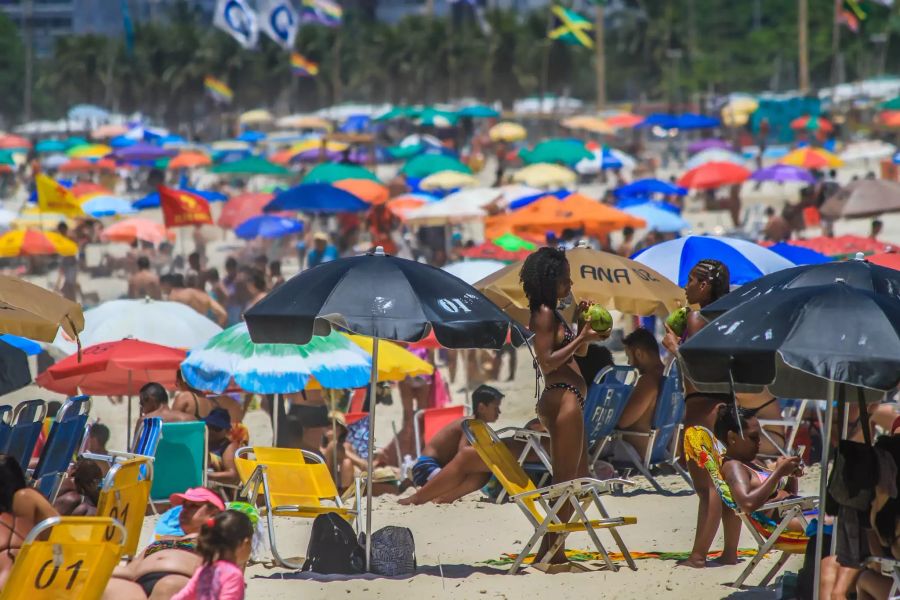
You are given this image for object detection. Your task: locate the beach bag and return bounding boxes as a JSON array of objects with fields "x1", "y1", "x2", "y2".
[
  {"x1": 302, "y1": 514, "x2": 365, "y2": 575},
  {"x1": 826, "y1": 389, "x2": 877, "y2": 515},
  {"x1": 360, "y1": 526, "x2": 416, "y2": 576}
]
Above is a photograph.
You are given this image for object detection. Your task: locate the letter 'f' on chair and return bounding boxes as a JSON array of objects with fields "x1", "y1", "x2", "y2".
[{"x1": 462, "y1": 419, "x2": 638, "y2": 575}]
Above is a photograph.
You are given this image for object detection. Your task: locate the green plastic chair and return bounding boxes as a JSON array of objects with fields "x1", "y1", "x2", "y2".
[{"x1": 150, "y1": 421, "x2": 207, "y2": 506}]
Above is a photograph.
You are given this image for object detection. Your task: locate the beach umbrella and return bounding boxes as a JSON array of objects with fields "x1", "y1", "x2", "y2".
[
  {"x1": 102, "y1": 218, "x2": 173, "y2": 245},
  {"x1": 0, "y1": 230, "x2": 78, "y2": 257},
  {"x1": 419, "y1": 170, "x2": 478, "y2": 191},
  {"x1": 303, "y1": 163, "x2": 378, "y2": 183},
  {"x1": 239, "y1": 109, "x2": 274, "y2": 126},
  {"x1": 486, "y1": 193, "x2": 646, "y2": 239},
  {"x1": 790, "y1": 115, "x2": 832, "y2": 132},
  {"x1": 415, "y1": 108, "x2": 458, "y2": 128},
  {"x1": 374, "y1": 106, "x2": 420, "y2": 121},
  {"x1": 385, "y1": 194, "x2": 436, "y2": 220},
  {"x1": 765, "y1": 242, "x2": 831, "y2": 266},
  {"x1": 218, "y1": 193, "x2": 275, "y2": 228},
  {"x1": 677, "y1": 162, "x2": 751, "y2": 190},
  {"x1": 112, "y1": 142, "x2": 175, "y2": 162},
  {"x1": 403, "y1": 188, "x2": 502, "y2": 226},
  {"x1": 0, "y1": 275, "x2": 84, "y2": 343},
  {"x1": 91, "y1": 123, "x2": 129, "y2": 139},
  {"x1": 721, "y1": 96, "x2": 759, "y2": 127},
  {"x1": 401, "y1": 154, "x2": 471, "y2": 179},
  {"x1": 780, "y1": 147, "x2": 843, "y2": 169},
  {"x1": 867, "y1": 252, "x2": 900, "y2": 270},
  {"x1": 0, "y1": 135, "x2": 31, "y2": 150},
  {"x1": 0, "y1": 339, "x2": 31, "y2": 395},
  {"x1": 234, "y1": 215, "x2": 303, "y2": 239},
  {"x1": 333, "y1": 179, "x2": 389, "y2": 204},
  {"x1": 40, "y1": 154, "x2": 68, "y2": 169},
  {"x1": 82, "y1": 195, "x2": 138, "y2": 217},
  {"x1": 895, "y1": 151, "x2": 900, "y2": 165},
  {"x1": 475, "y1": 246, "x2": 685, "y2": 319},
  {"x1": 275, "y1": 115, "x2": 332, "y2": 130},
  {"x1": 35, "y1": 139, "x2": 66, "y2": 153},
  {"x1": 520, "y1": 139, "x2": 592, "y2": 166},
  {"x1": 561, "y1": 116, "x2": 614, "y2": 135},
  {"x1": 458, "y1": 104, "x2": 500, "y2": 118},
  {"x1": 52, "y1": 298, "x2": 223, "y2": 356},
  {"x1": 512, "y1": 163, "x2": 576, "y2": 188},
  {"x1": 687, "y1": 139, "x2": 732, "y2": 154},
  {"x1": 820, "y1": 179, "x2": 900, "y2": 219},
  {"x1": 676, "y1": 113, "x2": 721, "y2": 130},
  {"x1": 109, "y1": 135, "x2": 136, "y2": 148},
  {"x1": 879, "y1": 111, "x2": 900, "y2": 128},
  {"x1": 237, "y1": 130, "x2": 266, "y2": 143},
  {"x1": 457, "y1": 243, "x2": 531, "y2": 262},
  {"x1": 622, "y1": 203, "x2": 690, "y2": 233},
  {"x1": 265, "y1": 183, "x2": 369, "y2": 213},
  {"x1": 67, "y1": 143, "x2": 111, "y2": 159},
  {"x1": 839, "y1": 140, "x2": 897, "y2": 162},
  {"x1": 72, "y1": 182, "x2": 113, "y2": 199},
  {"x1": 211, "y1": 140, "x2": 252, "y2": 152},
  {"x1": 781, "y1": 235, "x2": 887, "y2": 258},
  {"x1": 244, "y1": 248, "x2": 524, "y2": 569},
  {"x1": 167, "y1": 151, "x2": 212, "y2": 170},
  {"x1": 489, "y1": 122, "x2": 527, "y2": 142},
  {"x1": 615, "y1": 178, "x2": 687, "y2": 198},
  {"x1": 632, "y1": 235, "x2": 794, "y2": 286},
  {"x1": 685, "y1": 148, "x2": 745, "y2": 170},
  {"x1": 63, "y1": 136, "x2": 88, "y2": 149},
  {"x1": 0, "y1": 150, "x2": 17, "y2": 166},
  {"x1": 880, "y1": 96, "x2": 900, "y2": 111},
  {"x1": 750, "y1": 164, "x2": 815, "y2": 184},
  {"x1": 210, "y1": 156, "x2": 291, "y2": 176},
  {"x1": 0, "y1": 334, "x2": 42, "y2": 356},
  {"x1": 442, "y1": 260, "x2": 507, "y2": 285},
  {"x1": 493, "y1": 232, "x2": 536, "y2": 252},
  {"x1": 605, "y1": 112, "x2": 645, "y2": 128}
]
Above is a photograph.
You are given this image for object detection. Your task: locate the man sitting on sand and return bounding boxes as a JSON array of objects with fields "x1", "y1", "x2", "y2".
[
  {"x1": 128, "y1": 256, "x2": 161, "y2": 300},
  {"x1": 409, "y1": 385, "x2": 503, "y2": 489},
  {"x1": 138, "y1": 382, "x2": 194, "y2": 427},
  {"x1": 160, "y1": 273, "x2": 227, "y2": 326},
  {"x1": 617, "y1": 328, "x2": 664, "y2": 457}
]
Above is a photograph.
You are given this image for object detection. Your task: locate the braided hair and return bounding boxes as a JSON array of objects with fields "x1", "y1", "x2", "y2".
[
  {"x1": 691, "y1": 259, "x2": 730, "y2": 303},
  {"x1": 520, "y1": 247, "x2": 568, "y2": 312}
]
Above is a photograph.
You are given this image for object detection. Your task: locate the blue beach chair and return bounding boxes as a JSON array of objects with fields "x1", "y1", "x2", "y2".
[
  {"x1": 1, "y1": 400, "x2": 46, "y2": 468},
  {"x1": 31, "y1": 395, "x2": 91, "y2": 501},
  {"x1": 83, "y1": 416, "x2": 163, "y2": 464},
  {"x1": 0, "y1": 405, "x2": 13, "y2": 451}
]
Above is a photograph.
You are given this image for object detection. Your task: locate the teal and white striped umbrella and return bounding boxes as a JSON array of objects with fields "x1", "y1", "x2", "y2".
[{"x1": 181, "y1": 323, "x2": 372, "y2": 394}]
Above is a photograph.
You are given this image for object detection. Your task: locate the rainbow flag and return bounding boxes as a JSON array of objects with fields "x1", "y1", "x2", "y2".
[
  {"x1": 291, "y1": 53, "x2": 319, "y2": 77},
  {"x1": 204, "y1": 76, "x2": 233, "y2": 104},
  {"x1": 301, "y1": 0, "x2": 342, "y2": 26}
]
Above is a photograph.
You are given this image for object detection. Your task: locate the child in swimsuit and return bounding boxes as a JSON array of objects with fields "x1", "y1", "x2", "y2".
[{"x1": 172, "y1": 509, "x2": 254, "y2": 600}]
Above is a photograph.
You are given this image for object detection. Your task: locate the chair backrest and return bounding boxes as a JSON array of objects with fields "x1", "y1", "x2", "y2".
[
  {"x1": 235, "y1": 447, "x2": 342, "y2": 510},
  {"x1": 0, "y1": 405, "x2": 13, "y2": 452},
  {"x1": 583, "y1": 366, "x2": 636, "y2": 448},
  {"x1": 462, "y1": 419, "x2": 541, "y2": 519},
  {"x1": 32, "y1": 396, "x2": 92, "y2": 500},
  {"x1": 0, "y1": 516, "x2": 125, "y2": 600},
  {"x1": 97, "y1": 457, "x2": 153, "y2": 559},
  {"x1": 150, "y1": 421, "x2": 207, "y2": 502},
  {"x1": 348, "y1": 388, "x2": 366, "y2": 413},
  {"x1": 649, "y1": 362, "x2": 686, "y2": 463},
  {"x1": 422, "y1": 406, "x2": 466, "y2": 444},
  {"x1": 131, "y1": 417, "x2": 163, "y2": 456},
  {"x1": 3, "y1": 400, "x2": 47, "y2": 468}
]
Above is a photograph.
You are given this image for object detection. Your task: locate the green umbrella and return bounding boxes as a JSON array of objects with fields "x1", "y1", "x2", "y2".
[
  {"x1": 35, "y1": 139, "x2": 66, "y2": 153},
  {"x1": 304, "y1": 163, "x2": 378, "y2": 183},
  {"x1": 154, "y1": 157, "x2": 171, "y2": 169},
  {"x1": 458, "y1": 104, "x2": 500, "y2": 119},
  {"x1": 880, "y1": 96, "x2": 900, "y2": 111},
  {"x1": 520, "y1": 139, "x2": 593, "y2": 166},
  {"x1": 0, "y1": 151, "x2": 16, "y2": 166},
  {"x1": 401, "y1": 154, "x2": 471, "y2": 179},
  {"x1": 416, "y1": 108, "x2": 458, "y2": 128},
  {"x1": 210, "y1": 156, "x2": 291, "y2": 176},
  {"x1": 386, "y1": 144, "x2": 424, "y2": 160},
  {"x1": 375, "y1": 106, "x2": 421, "y2": 121},
  {"x1": 63, "y1": 136, "x2": 88, "y2": 149},
  {"x1": 493, "y1": 233, "x2": 536, "y2": 252}
]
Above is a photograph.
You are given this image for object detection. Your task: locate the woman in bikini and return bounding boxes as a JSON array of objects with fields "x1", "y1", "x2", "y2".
[
  {"x1": 520, "y1": 247, "x2": 607, "y2": 565},
  {"x1": 0, "y1": 455, "x2": 59, "y2": 589},
  {"x1": 172, "y1": 371, "x2": 245, "y2": 425}
]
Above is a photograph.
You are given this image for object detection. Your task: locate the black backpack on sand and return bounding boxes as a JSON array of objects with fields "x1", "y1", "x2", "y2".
[{"x1": 302, "y1": 513, "x2": 365, "y2": 575}]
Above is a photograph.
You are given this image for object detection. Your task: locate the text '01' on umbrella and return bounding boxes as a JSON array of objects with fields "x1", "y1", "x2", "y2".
[{"x1": 243, "y1": 247, "x2": 527, "y2": 571}]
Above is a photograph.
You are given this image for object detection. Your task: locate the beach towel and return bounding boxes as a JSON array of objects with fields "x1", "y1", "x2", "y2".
[{"x1": 483, "y1": 548, "x2": 762, "y2": 566}]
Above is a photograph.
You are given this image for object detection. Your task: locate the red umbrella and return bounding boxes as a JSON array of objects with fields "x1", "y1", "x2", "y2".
[
  {"x1": 786, "y1": 235, "x2": 889, "y2": 257},
  {"x1": 790, "y1": 115, "x2": 833, "y2": 132},
  {"x1": 867, "y1": 251, "x2": 900, "y2": 270},
  {"x1": 677, "y1": 162, "x2": 751, "y2": 190},
  {"x1": 457, "y1": 242, "x2": 531, "y2": 262},
  {"x1": 218, "y1": 192, "x2": 275, "y2": 229}
]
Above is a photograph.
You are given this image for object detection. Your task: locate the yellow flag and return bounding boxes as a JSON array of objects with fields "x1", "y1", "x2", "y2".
[{"x1": 36, "y1": 174, "x2": 84, "y2": 217}]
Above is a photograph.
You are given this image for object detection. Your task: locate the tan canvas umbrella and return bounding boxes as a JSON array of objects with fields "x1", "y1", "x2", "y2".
[
  {"x1": 0, "y1": 275, "x2": 84, "y2": 342},
  {"x1": 474, "y1": 247, "x2": 686, "y2": 319},
  {"x1": 820, "y1": 179, "x2": 900, "y2": 219}
]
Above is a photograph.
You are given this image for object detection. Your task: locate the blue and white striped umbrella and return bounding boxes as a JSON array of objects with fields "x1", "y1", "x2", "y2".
[
  {"x1": 632, "y1": 235, "x2": 794, "y2": 286},
  {"x1": 621, "y1": 203, "x2": 691, "y2": 233},
  {"x1": 82, "y1": 195, "x2": 138, "y2": 217}
]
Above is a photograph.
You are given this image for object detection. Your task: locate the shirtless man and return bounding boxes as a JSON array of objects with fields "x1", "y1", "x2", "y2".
[
  {"x1": 408, "y1": 385, "x2": 503, "y2": 489},
  {"x1": 618, "y1": 328, "x2": 664, "y2": 457},
  {"x1": 160, "y1": 273, "x2": 227, "y2": 326},
  {"x1": 128, "y1": 256, "x2": 161, "y2": 300},
  {"x1": 138, "y1": 382, "x2": 194, "y2": 430},
  {"x1": 244, "y1": 269, "x2": 267, "y2": 311}
]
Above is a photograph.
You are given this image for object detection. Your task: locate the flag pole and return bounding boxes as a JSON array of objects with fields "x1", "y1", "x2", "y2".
[{"x1": 594, "y1": 1, "x2": 606, "y2": 110}]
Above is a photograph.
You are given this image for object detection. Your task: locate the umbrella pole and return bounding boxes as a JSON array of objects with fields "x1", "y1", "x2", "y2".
[
  {"x1": 272, "y1": 394, "x2": 280, "y2": 446},
  {"x1": 365, "y1": 337, "x2": 379, "y2": 572},
  {"x1": 126, "y1": 371, "x2": 133, "y2": 449},
  {"x1": 812, "y1": 380, "x2": 836, "y2": 600}
]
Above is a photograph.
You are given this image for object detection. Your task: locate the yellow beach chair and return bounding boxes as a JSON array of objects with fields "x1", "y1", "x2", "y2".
[
  {"x1": 96, "y1": 457, "x2": 153, "y2": 559},
  {"x1": 462, "y1": 419, "x2": 638, "y2": 575},
  {"x1": 0, "y1": 516, "x2": 125, "y2": 600},
  {"x1": 235, "y1": 446, "x2": 357, "y2": 568}
]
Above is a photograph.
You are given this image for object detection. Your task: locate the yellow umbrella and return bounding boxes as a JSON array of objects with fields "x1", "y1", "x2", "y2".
[
  {"x1": 0, "y1": 229, "x2": 78, "y2": 258},
  {"x1": 210, "y1": 140, "x2": 252, "y2": 152},
  {"x1": 420, "y1": 170, "x2": 479, "y2": 191},
  {"x1": 275, "y1": 115, "x2": 333, "y2": 130},
  {"x1": 345, "y1": 335, "x2": 434, "y2": 381},
  {"x1": 512, "y1": 163, "x2": 576, "y2": 188},
  {"x1": 780, "y1": 147, "x2": 844, "y2": 169},
  {"x1": 0, "y1": 275, "x2": 84, "y2": 342},
  {"x1": 67, "y1": 144, "x2": 112, "y2": 159},
  {"x1": 239, "y1": 109, "x2": 274, "y2": 126},
  {"x1": 561, "y1": 115, "x2": 615, "y2": 135},
  {"x1": 489, "y1": 122, "x2": 527, "y2": 142},
  {"x1": 721, "y1": 97, "x2": 759, "y2": 127},
  {"x1": 475, "y1": 247, "x2": 686, "y2": 319},
  {"x1": 12, "y1": 210, "x2": 73, "y2": 230}
]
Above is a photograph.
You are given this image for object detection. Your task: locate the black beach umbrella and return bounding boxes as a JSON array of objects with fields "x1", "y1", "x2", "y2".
[
  {"x1": 0, "y1": 339, "x2": 31, "y2": 396},
  {"x1": 245, "y1": 247, "x2": 527, "y2": 570},
  {"x1": 700, "y1": 256, "x2": 900, "y2": 320},
  {"x1": 680, "y1": 281, "x2": 900, "y2": 595}
]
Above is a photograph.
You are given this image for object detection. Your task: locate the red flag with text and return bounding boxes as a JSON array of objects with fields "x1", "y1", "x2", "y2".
[{"x1": 159, "y1": 186, "x2": 213, "y2": 228}]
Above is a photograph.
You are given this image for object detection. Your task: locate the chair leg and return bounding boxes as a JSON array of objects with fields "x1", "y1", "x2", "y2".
[
  {"x1": 732, "y1": 512, "x2": 790, "y2": 588},
  {"x1": 261, "y1": 471, "x2": 304, "y2": 570},
  {"x1": 571, "y1": 497, "x2": 617, "y2": 572},
  {"x1": 590, "y1": 490, "x2": 636, "y2": 571},
  {"x1": 759, "y1": 552, "x2": 791, "y2": 587}
]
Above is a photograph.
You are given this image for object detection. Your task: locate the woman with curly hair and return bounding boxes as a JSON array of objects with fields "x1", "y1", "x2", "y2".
[{"x1": 520, "y1": 247, "x2": 607, "y2": 566}]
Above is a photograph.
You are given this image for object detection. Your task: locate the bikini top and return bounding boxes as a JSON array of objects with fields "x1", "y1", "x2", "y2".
[
  {"x1": 553, "y1": 310, "x2": 576, "y2": 348},
  {"x1": 143, "y1": 538, "x2": 198, "y2": 558}
]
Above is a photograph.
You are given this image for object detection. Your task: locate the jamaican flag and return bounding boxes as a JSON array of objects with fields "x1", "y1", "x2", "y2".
[{"x1": 548, "y1": 5, "x2": 594, "y2": 49}]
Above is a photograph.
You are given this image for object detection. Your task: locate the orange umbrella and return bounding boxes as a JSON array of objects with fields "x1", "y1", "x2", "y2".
[
  {"x1": 102, "y1": 218, "x2": 173, "y2": 245},
  {"x1": 387, "y1": 195, "x2": 428, "y2": 220},
  {"x1": 218, "y1": 193, "x2": 276, "y2": 229},
  {"x1": 780, "y1": 148, "x2": 843, "y2": 169},
  {"x1": 485, "y1": 193, "x2": 645, "y2": 239},
  {"x1": 605, "y1": 113, "x2": 645, "y2": 128},
  {"x1": 677, "y1": 161, "x2": 751, "y2": 189},
  {"x1": 168, "y1": 151, "x2": 212, "y2": 170},
  {"x1": 334, "y1": 179, "x2": 389, "y2": 204},
  {"x1": 270, "y1": 148, "x2": 294, "y2": 165},
  {"x1": 57, "y1": 158, "x2": 116, "y2": 173},
  {"x1": 71, "y1": 182, "x2": 113, "y2": 199},
  {"x1": 878, "y1": 111, "x2": 900, "y2": 128},
  {"x1": 0, "y1": 230, "x2": 78, "y2": 257}
]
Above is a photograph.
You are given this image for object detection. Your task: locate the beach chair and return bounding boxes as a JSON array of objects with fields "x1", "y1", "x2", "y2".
[
  {"x1": 0, "y1": 516, "x2": 126, "y2": 600},
  {"x1": 30, "y1": 395, "x2": 92, "y2": 502},
  {"x1": 96, "y1": 457, "x2": 154, "y2": 559},
  {"x1": 0, "y1": 405, "x2": 13, "y2": 450},
  {"x1": 1, "y1": 399, "x2": 47, "y2": 468},
  {"x1": 235, "y1": 446, "x2": 357, "y2": 569},
  {"x1": 462, "y1": 419, "x2": 638, "y2": 575},
  {"x1": 584, "y1": 366, "x2": 638, "y2": 469},
  {"x1": 757, "y1": 399, "x2": 810, "y2": 458},
  {"x1": 149, "y1": 421, "x2": 207, "y2": 508},
  {"x1": 413, "y1": 405, "x2": 467, "y2": 456},
  {"x1": 600, "y1": 361, "x2": 692, "y2": 493},
  {"x1": 84, "y1": 416, "x2": 163, "y2": 465},
  {"x1": 864, "y1": 557, "x2": 900, "y2": 599},
  {"x1": 696, "y1": 440, "x2": 816, "y2": 587}
]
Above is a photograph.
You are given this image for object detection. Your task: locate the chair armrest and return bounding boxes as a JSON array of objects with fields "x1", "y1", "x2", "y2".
[
  {"x1": 511, "y1": 477, "x2": 634, "y2": 502},
  {"x1": 759, "y1": 495, "x2": 818, "y2": 514},
  {"x1": 865, "y1": 556, "x2": 900, "y2": 576},
  {"x1": 611, "y1": 429, "x2": 652, "y2": 439},
  {"x1": 496, "y1": 427, "x2": 550, "y2": 440}
]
